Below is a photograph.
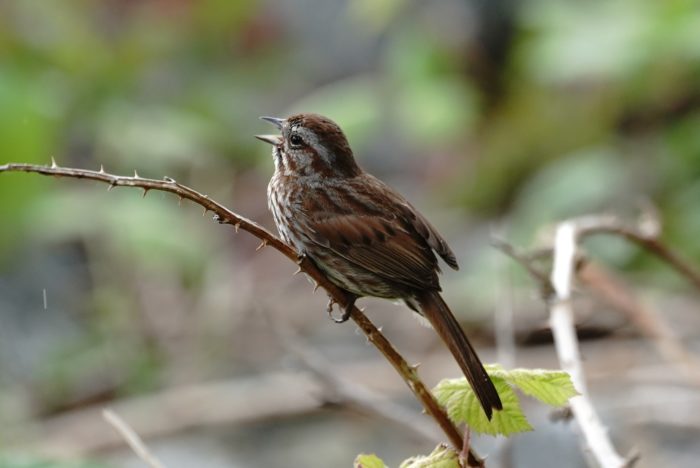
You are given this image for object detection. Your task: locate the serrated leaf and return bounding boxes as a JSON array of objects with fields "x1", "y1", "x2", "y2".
[
  {"x1": 434, "y1": 377, "x2": 532, "y2": 436},
  {"x1": 501, "y1": 369, "x2": 578, "y2": 407},
  {"x1": 354, "y1": 453, "x2": 388, "y2": 468},
  {"x1": 483, "y1": 365, "x2": 578, "y2": 406},
  {"x1": 399, "y1": 444, "x2": 460, "y2": 468}
]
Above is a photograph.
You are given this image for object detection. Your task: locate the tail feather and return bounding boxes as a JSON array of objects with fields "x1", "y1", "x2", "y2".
[{"x1": 415, "y1": 290, "x2": 502, "y2": 419}]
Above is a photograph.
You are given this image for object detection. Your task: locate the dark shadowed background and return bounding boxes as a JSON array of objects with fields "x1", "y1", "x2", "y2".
[{"x1": 1, "y1": 0, "x2": 699, "y2": 467}]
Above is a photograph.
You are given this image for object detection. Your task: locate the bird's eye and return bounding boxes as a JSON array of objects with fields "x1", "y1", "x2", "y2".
[{"x1": 289, "y1": 133, "x2": 303, "y2": 147}]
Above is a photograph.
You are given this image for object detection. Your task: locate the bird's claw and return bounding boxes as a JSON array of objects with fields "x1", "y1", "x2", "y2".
[{"x1": 326, "y1": 297, "x2": 352, "y2": 323}]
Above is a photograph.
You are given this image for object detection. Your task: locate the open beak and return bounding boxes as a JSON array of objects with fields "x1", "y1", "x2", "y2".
[
  {"x1": 255, "y1": 134, "x2": 282, "y2": 145},
  {"x1": 260, "y1": 116, "x2": 285, "y2": 129},
  {"x1": 256, "y1": 116, "x2": 285, "y2": 146}
]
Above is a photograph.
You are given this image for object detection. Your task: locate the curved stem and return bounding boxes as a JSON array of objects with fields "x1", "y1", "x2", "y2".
[{"x1": 0, "y1": 162, "x2": 483, "y2": 467}]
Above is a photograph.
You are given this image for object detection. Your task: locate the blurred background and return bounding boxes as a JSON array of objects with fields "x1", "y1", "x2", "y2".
[{"x1": 1, "y1": 0, "x2": 700, "y2": 467}]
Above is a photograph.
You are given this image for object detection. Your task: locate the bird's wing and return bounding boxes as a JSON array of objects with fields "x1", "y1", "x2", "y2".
[
  {"x1": 397, "y1": 200, "x2": 459, "y2": 270},
  {"x1": 303, "y1": 212, "x2": 441, "y2": 291},
  {"x1": 362, "y1": 174, "x2": 459, "y2": 271}
]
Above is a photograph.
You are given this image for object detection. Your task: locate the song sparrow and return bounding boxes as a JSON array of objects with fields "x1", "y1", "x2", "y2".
[{"x1": 257, "y1": 113, "x2": 502, "y2": 419}]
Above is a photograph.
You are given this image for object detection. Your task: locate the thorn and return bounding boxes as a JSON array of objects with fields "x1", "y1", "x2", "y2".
[
  {"x1": 163, "y1": 176, "x2": 175, "y2": 183},
  {"x1": 178, "y1": 196, "x2": 183, "y2": 206},
  {"x1": 133, "y1": 169, "x2": 139, "y2": 178},
  {"x1": 202, "y1": 207, "x2": 208, "y2": 216},
  {"x1": 377, "y1": 326, "x2": 383, "y2": 332},
  {"x1": 142, "y1": 187, "x2": 149, "y2": 198},
  {"x1": 256, "y1": 239, "x2": 268, "y2": 251},
  {"x1": 99, "y1": 164, "x2": 105, "y2": 173},
  {"x1": 233, "y1": 223, "x2": 240, "y2": 233},
  {"x1": 293, "y1": 266, "x2": 302, "y2": 275},
  {"x1": 313, "y1": 282, "x2": 320, "y2": 293},
  {"x1": 50, "y1": 156, "x2": 58, "y2": 168},
  {"x1": 107, "y1": 180, "x2": 116, "y2": 191}
]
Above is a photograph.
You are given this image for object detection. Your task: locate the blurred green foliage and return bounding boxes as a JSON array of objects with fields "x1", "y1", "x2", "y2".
[
  {"x1": 0, "y1": 455, "x2": 107, "y2": 468},
  {"x1": 0, "y1": 0, "x2": 699, "y2": 463}
]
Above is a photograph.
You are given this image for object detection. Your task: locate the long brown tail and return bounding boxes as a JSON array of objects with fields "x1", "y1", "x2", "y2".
[{"x1": 415, "y1": 290, "x2": 502, "y2": 419}]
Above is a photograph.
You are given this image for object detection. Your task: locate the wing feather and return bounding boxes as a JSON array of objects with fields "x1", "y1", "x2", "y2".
[
  {"x1": 304, "y1": 214, "x2": 440, "y2": 291},
  {"x1": 295, "y1": 174, "x2": 457, "y2": 291},
  {"x1": 362, "y1": 174, "x2": 459, "y2": 271}
]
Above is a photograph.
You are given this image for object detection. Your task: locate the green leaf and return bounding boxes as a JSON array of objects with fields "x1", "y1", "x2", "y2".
[
  {"x1": 497, "y1": 368, "x2": 579, "y2": 407},
  {"x1": 434, "y1": 366, "x2": 578, "y2": 436},
  {"x1": 399, "y1": 444, "x2": 460, "y2": 468},
  {"x1": 354, "y1": 453, "x2": 388, "y2": 468},
  {"x1": 434, "y1": 376, "x2": 532, "y2": 436}
]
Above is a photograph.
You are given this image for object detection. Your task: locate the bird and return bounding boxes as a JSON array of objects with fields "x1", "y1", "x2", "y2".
[{"x1": 256, "y1": 113, "x2": 502, "y2": 419}]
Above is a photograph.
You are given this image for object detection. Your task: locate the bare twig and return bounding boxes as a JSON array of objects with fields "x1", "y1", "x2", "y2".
[
  {"x1": 493, "y1": 212, "x2": 698, "y2": 466},
  {"x1": 491, "y1": 231, "x2": 517, "y2": 468},
  {"x1": 27, "y1": 356, "x2": 465, "y2": 457},
  {"x1": 579, "y1": 261, "x2": 700, "y2": 387},
  {"x1": 550, "y1": 222, "x2": 627, "y2": 467},
  {"x1": 495, "y1": 212, "x2": 700, "y2": 294},
  {"x1": 102, "y1": 408, "x2": 166, "y2": 468},
  {"x1": 574, "y1": 214, "x2": 700, "y2": 291},
  {"x1": 0, "y1": 162, "x2": 481, "y2": 466},
  {"x1": 493, "y1": 248, "x2": 516, "y2": 368},
  {"x1": 32, "y1": 371, "x2": 334, "y2": 456},
  {"x1": 491, "y1": 237, "x2": 553, "y2": 298},
  {"x1": 269, "y1": 315, "x2": 444, "y2": 444}
]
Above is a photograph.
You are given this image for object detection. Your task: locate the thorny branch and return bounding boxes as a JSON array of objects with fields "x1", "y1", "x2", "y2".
[{"x1": 0, "y1": 162, "x2": 483, "y2": 467}]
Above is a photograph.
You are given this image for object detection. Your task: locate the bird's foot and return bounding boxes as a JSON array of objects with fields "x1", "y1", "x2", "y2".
[{"x1": 326, "y1": 295, "x2": 355, "y2": 323}]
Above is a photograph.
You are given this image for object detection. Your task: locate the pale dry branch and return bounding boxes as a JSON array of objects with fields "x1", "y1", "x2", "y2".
[
  {"x1": 493, "y1": 243, "x2": 517, "y2": 368},
  {"x1": 32, "y1": 372, "x2": 328, "y2": 456},
  {"x1": 491, "y1": 236, "x2": 518, "y2": 467},
  {"x1": 550, "y1": 221, "x2": 628, "y2": 468},
  {"x1": 102, "y1": 408, "x2": 166, "y2": 468},
  {"x1": 25, "y1": 356, "x2": 466, "y2": 457},
  {"x1": 0, "y1": 162, "x2": 481, "y2": 466},
  {"x1": 495, "y1": 211, "x2": 700, "y2": 466}
]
